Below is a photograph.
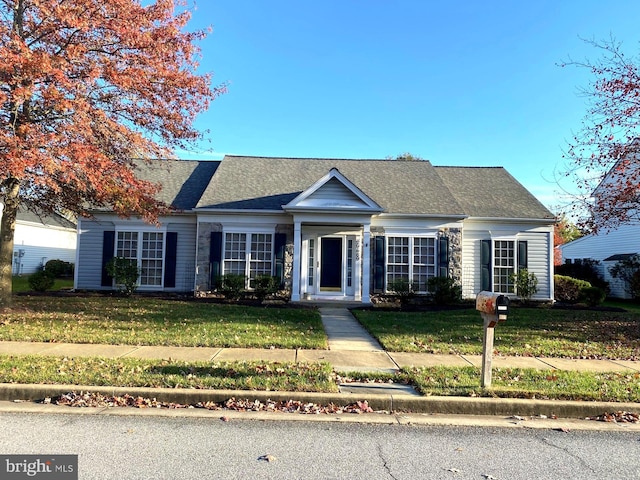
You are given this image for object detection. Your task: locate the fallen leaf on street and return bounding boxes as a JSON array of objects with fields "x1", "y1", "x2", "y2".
[{"x1": 258, "y1": 454, "x2": 277, "y2": 463}]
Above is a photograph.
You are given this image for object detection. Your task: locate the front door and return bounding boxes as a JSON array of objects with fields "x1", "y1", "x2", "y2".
[{"x1": 320, "y1": 237, "x2": 342, "y2": 291}]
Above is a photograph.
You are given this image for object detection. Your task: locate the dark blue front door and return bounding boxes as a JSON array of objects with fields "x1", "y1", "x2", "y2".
[{"x1": 320, "y1": 237, "x2": 342, "y2": 290}]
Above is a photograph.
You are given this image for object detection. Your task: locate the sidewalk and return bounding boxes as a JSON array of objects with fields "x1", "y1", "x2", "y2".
[
  {"x1": 0, "y1": 307, "x2": 638, "y2": 374},
  {"x1": 1, "y1": 307, "x2": 640, "y2": 420}
]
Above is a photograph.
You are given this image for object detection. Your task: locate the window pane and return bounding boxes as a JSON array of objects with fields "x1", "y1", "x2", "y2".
[
  {"x1": 249, "y1": 233, "x2": 273, "y2": 288},
  {"x1": 224, "y1": 233, "x2": 247, "y2": 277},
  {"x1": 494, "y1": 240, "x2": 515, "y2": 293},
  {"x1": 139, "y1": 232, "x2": 164, "y2": 286}
]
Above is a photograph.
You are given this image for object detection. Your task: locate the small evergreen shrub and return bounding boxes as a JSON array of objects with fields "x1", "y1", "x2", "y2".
[
  {"x1": 510, "y1": 268, "x2": 538, "y2": 304},
  {"x1": 253, "y1": 275, "x2": 278, "y2": 302},
  {"x1": 106, "y1": 257, "x2": 140, "y2": 296},
  {"x1": 28, "y1": 270, "x2": 55, "y2": 292},
  {"x1": 427, "y1": 277, "x2": 462, "y2": 305},
  {"x1": 554, "y1": 275, "x2": 591, "y2": 303},
  {"x1": 609, "y1": 255, "x2": 640, "y2": 300},
  {"x1": 217, "y1": 274, "x2": 246, "y2": 300},
  {"x1": 44, "y1": 259, "x2": 74, "y2": 278},
  {"x1": 580, "y1": 286, "x2": 606, "y2": 307},
  {"x1": 556, "y1": 258, "x2": 608, "y2": 292},
  {"x1": 387, "y1": 278, "x2": 417, "y2": 307}
]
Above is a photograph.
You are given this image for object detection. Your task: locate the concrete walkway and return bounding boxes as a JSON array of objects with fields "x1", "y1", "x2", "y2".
[{"x1": 0, "y1": 307, "x2": 638, "y2": 375}]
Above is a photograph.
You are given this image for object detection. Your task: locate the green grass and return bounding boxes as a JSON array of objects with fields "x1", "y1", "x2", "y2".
[
  {"x1": 12, "y1": 275, "x2": 74, "y2": 293},
  {"x1": 0, "y1": 296, "x2": 326, "y2": 349},
  {"x1": 341, "y1": 366, "x2": 640, "y2": 402},
  {"x1": 352, "y1": 305, "x2": 640, "y2": 360},
  {"x1": 0, "y1": 354, "x2": 337, "y2": 393},
  {"x1": 407, "y1": 366, "x2": 640, "y2": 402}
]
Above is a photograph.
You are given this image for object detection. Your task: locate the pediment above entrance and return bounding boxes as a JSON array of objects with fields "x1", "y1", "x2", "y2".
[{"x1": 283, "y1": 168, "x2": 383, "y2": 213}]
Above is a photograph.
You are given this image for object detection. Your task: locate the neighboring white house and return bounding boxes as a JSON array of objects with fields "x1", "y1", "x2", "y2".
[
  {"x1": 0, "y1": 204, "x2": 77, "y2": 275},
  {"x1": 74, "y1": 156, "x2": 556, "y2": 304},
  {"x1": 559, "y1": 222, "x2": 639, "y2": 298},
  {"x1": 559, "y1": 155, "x2": 640, "y2": 298}
]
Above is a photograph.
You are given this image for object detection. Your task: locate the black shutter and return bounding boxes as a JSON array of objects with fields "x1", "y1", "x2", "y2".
[
  {"x1": 209, "y1": 231, "x2": 223, "y2": 289},
  {"x1": 373, "y1": 236, "x2": 385, "y2": 292},
  {"x1": 274, "y1": 233, "x2": 287, "y2": 288},
  {"x1": 518, "y1": 240, "x2": 528, "y2": 271},
  {"x1": 438, "y1": 237, "x2": 449, "y2": 277},
  {"x1": 164, "y1": 232, "x2": 178, "y2": 288},
  {"x1": 480, "y1": 239, "x2": 491, "y2": 291},
  {"x1": 101, "y1": 231, "x2": 115, "y2": 287}
]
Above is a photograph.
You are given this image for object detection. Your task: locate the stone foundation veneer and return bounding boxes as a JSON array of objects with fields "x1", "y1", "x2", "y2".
[
  {"x1": 441, "y1": 227, "x2": 462, "y2": 285},
  {"x1": 275, "y1": 224, "x2": 294, "y2": 294}
]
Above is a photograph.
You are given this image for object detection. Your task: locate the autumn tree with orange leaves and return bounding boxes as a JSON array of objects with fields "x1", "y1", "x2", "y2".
[
  {"x1": 0, "y1": 0, "x2": 223, "y2": 305},
  {"x1": 562, "y1": 37, "x2": 640, "y2": 233}
]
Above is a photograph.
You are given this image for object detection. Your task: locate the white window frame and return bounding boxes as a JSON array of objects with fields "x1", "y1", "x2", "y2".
[
  {"x1": 222, "y1": 229, "x2": 275, "y2": 289},
  {"x1": 493, "y1": 238, "x2": 516, "y2": 294},
  {"x1": 386, "y1": 235, "x2": 436, "y2": 294},
  {"x1": 114, "y1": 227, "x2": 167, "y2": 289}
]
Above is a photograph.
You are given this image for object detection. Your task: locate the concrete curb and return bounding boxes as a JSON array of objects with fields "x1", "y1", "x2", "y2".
[{"x1": 2, "y1": 383, "x2": 639, "y2": 420}]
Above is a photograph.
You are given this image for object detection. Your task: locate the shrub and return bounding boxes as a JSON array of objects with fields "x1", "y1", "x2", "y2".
[
  {"x1": 556, "y1": 258, "x2": 608, "y2": 292},
  {"x1": 28, "y1": 270, "x2": 55, "y2": 292},
  {"x1": 44, "y1": 259, "x2": 74, "y2": 278},
  {"x1": 554, "y1": 275, "x2": 591, "y2": 303},
  {"x1": 387, "y1": 278, "x2": 417, "y2": 307},
  {"x1": 253, "y1": 275, "x2": 278, "y2": 302},
  {"x1": 580, "y1": 286, "x2": 606, "y2": 307},
  {"x1": 609, "y1": 255, "x2": 640, "y2": 300},
  {"x1": 217, "y1": 274, "x2": 246, "y2": 301},
  {"x1": 510, "y1": 268, "x2": 538, "y2": 304},
  {"x1": 427, "y1": 277, "x2": 461, "y2": 305},
  {"x1": 106, "y1": 257, "x2": 140, "y2": 296}
]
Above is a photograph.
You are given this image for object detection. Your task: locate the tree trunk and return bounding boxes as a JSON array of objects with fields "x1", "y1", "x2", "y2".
[{"x1": 0, "y1": 179, "x2": 20, "y2": 308}]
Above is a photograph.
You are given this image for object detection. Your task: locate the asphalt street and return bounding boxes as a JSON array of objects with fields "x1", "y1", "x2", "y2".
[{"x1": 1, "y1": 410, "x2": 639, "y2": 479}]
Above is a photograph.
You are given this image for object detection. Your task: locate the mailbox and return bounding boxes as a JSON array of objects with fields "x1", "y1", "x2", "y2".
[
  {"x1": 476, "y1": 291, "x2": 511, "y2": 388},
  {"x1": 476, "y1": 291, "x2": 509, "y2": 323}
]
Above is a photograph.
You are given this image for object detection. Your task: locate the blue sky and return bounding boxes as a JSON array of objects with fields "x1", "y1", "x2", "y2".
[{"x1": 177, "y1": 1, "x2": 640, "y2": 213}]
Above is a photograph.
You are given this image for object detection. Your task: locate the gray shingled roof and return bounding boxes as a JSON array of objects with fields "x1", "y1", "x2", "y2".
[
  {"x1": 16, "y1": 206, "x2": 76, "y2": 230},
  {"x1": 110, "y1": 157, "x2": 553, "y2": 220},
  {"x1": 132, "y1": 159, "x2": 220, "y2": 210},
  {"x1": 196, "y1": 156, "x2": 465, "y2": 215},
  {"x1": 434, "y1": 166, "x2": 554, "y2": 219}
]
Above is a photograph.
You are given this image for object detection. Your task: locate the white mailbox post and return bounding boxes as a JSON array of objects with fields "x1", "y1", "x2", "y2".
[{"x1": 475, "y1": 291, "x2": 510, "y2": 388}]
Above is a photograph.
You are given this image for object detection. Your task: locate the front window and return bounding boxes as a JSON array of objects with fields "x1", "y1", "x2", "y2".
[
  {"x1": 387, "y1": 236, "x2": 435, "y2": 293},
  {"x1": 116, "y1": 231, "x2": 164, "y2": 287},
  {"x1": 223, "y1": 232, "x2": 273, "y2": 288},
  {"x1": 494, "y1": 240, "x2": 515, "y2": 293}
]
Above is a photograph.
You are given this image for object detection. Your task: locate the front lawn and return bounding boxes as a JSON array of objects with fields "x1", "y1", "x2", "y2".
[
  {"x1": 12, "y1": 275, "x2": 74, "y2": 293},
  {"x1": 0, "y1": 296, "x2": 326, "y2": 349},
  {"x1": 352, "y1": 305, "x2": 640, "y2": 360},
  {"x1": 0, "y1": 354, "x2": 337, "y2": 392}
]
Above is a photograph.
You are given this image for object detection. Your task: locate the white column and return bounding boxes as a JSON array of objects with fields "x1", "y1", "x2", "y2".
[
  {"x1": 361, "y1": 223, "x2": 371, "y2": 303},
  {"x1": 291, "y1": 220, "x2": 302, "y2": 301}
]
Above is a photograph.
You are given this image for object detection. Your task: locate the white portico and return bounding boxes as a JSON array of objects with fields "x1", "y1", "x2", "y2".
[{"x1": 283, "y1": 168, "x2": 383, "y2": 303}]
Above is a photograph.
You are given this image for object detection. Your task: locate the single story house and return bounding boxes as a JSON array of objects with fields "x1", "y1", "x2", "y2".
[
  {"x1": 74, "y1": 156, "x2": 555, "y2": 303},
  {"x1": 0, "y1": 204, "x2": 77, "y2": 275}
]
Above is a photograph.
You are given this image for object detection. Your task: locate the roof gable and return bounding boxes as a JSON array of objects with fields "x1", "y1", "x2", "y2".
[{"x1": 284, "y1": 168, "x2": 383, "y2": 213}]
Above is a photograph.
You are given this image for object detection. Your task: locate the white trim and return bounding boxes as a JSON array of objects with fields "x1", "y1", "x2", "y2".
[{"x1": 284, "y1": 168, "x2": 383, "y2": 212}]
